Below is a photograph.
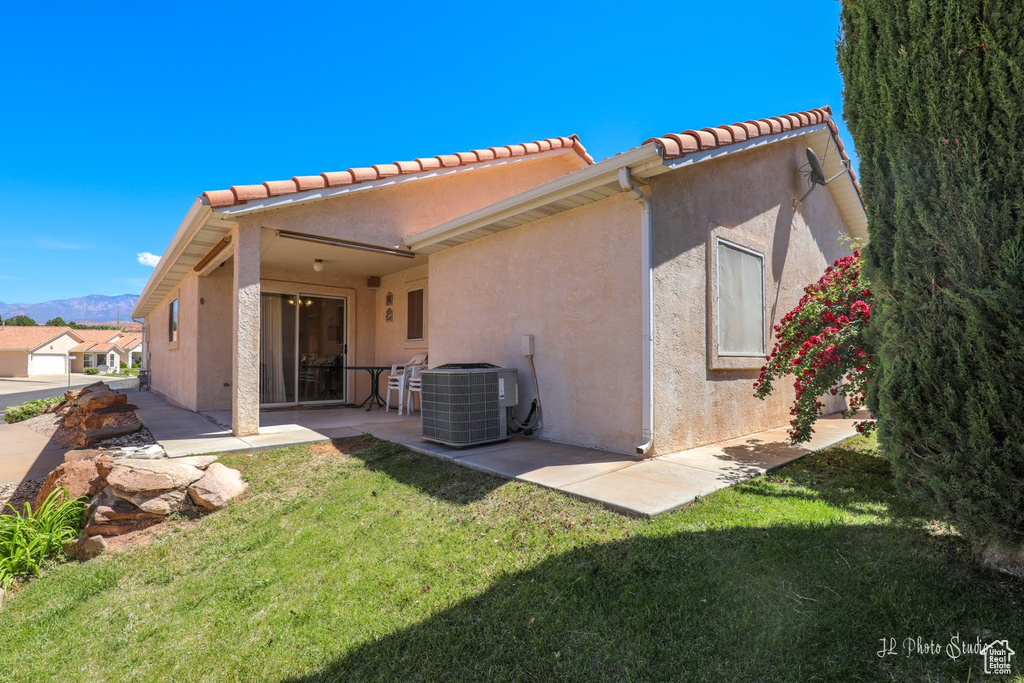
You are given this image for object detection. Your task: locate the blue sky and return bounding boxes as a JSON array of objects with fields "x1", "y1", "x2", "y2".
[{"x1": 0, "y1": 0, "x2": 853, "y2": 304}]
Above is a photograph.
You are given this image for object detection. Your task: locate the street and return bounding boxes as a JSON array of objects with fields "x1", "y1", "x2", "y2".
[{"x1": 0, "y1": 374, "x2": 139, "y2": 413}]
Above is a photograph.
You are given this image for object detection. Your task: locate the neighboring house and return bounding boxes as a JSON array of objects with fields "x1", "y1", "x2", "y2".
[
  {"x1": 69, "y1": 329, "x2": 141, "y2": 373},
  {"x1": 119, "y1": 334, "x2": 143, "y2": 367},
  {"x1": 133, "y1": 106, "x2": 866, "y2": 456},
  {"x1": 0, "y1": 325, "x2": 84, "y2": 377}
]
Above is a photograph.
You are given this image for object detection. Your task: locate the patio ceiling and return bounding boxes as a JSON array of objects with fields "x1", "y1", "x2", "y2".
[{"x1": 259, "y1": 228, "x2": 427, "y2": 277}]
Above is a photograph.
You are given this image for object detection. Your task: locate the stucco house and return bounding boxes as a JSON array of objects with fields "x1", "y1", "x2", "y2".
[
  {"x1": 132, "y1": 105, "x2": 865, "y2": 457},
  {"x1": 68, "y1": 330, "x2": 143, "y2": 373},
  {"x1": 0, "y1": 325, "x2": 83, "y2": 377}
]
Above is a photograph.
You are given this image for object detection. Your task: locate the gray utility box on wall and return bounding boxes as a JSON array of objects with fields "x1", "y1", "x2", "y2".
[{"x1": 420, "y1": 364, "x2": 519, "y2": 447}]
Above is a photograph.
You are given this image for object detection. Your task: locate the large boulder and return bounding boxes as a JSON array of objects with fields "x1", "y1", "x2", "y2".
[
  {"x1": 187, "y1": 463, "x2": 247, "y2": 510},
  {"x1": 106, "y1": 465, "x2": 175, "y2": 493},
  {"x1": 117, "y1": 459, "x2": 204, "y2": 488},
  {"x1": 65, "y1": 382, "x2": 106, "y2": 403},
  {"x1": 33, "y1": 458, "x2": 110, "y2": 508},
  {"x1": 76, "y1": 390, "x2": 127, "y2": 413}
]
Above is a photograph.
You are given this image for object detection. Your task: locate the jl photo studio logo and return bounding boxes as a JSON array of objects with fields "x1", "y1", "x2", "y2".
[{"x1": 878, "y1": 634, "x2": 1016, "y2": 675}]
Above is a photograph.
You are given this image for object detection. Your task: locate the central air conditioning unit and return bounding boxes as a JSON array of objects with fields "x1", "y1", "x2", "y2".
[{"x1": 420, "y1": 363, "x2": 519, "y2": 447}]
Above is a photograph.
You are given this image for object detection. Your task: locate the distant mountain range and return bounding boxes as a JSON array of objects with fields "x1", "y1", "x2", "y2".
[{"x1": 0, "y1": 294, "x2": 140, "y2": 325}]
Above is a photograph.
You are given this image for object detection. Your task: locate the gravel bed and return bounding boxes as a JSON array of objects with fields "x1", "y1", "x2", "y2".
[{"x1": 0, "y1": 478, "x2": 45, "y2": 513}]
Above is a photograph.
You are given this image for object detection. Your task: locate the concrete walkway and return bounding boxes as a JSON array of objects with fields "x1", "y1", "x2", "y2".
[
  {"x1": 0, "y1": 423, "x2": 65, "y2": 485},
  {"x1": 130, "y1": 390, "x2": 860, "y2": 516}
]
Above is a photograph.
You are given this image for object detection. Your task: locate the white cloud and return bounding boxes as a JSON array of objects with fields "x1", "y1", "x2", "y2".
[{"x1": 137, "y1": 252, "x2": 161, "y2": 267}]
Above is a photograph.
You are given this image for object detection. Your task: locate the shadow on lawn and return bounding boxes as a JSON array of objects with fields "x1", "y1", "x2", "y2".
[
  {"x1": 282, "y1": 519, "x2": 1023, "y2": 683},
  {"x1": 343, "y1": 437, "x2": 505, "y2": 505},
  {"x1": 282, "y1": 437, "x2": 1021, "y2": 681}
]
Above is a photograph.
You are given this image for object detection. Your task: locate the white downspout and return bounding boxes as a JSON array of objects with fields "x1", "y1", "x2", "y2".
[{"x1": 618, "y1": 167, "x2": 654, "y2": 456}]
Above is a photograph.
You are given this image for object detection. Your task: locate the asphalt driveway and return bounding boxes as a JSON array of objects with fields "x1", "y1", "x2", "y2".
[{"x1": 0, "y1": 374, "x2": 138, "y2": 412}]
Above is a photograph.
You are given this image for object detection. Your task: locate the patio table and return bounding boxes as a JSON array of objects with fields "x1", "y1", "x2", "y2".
[{"x1": 346, "y1": 365, "x2": 391, "y2": 410}]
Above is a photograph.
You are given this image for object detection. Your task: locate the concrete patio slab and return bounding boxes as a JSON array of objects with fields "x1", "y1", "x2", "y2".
[
  {"x1": 562, "y1": 460, "x2": 728, "y2": 516},
  {"x1": 125, "y1": 389, "x2": 862, "y2": 517},
  {"x1": 456, "y1": 444, "x2": 637, "y2": 489}
]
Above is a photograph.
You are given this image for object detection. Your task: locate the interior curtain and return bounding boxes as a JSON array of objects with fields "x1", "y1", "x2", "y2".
[
  {"x1": 718, "y1": 242, "x2": 765, "y2": 355},
  {"x1": 260, "y1": 294, "x2": 287, "y2": 403}
]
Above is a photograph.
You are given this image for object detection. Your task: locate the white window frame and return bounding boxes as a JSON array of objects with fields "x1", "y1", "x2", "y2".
[
  {"x1": 707, "y1": 228, "x2": 768, "y2": 370},
  {"x1": 84, "y1": 354, "x2": 94, "y2": 368}
]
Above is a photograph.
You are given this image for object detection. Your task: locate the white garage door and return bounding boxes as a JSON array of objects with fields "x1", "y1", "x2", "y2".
[{"x1": 30, "y1": 353, "x2": 66, "y2": 376}]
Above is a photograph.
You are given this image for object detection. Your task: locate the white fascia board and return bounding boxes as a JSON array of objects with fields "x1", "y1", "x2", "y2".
[
  {"x1": 207, "y1": 149, "x2": 585, "y2": 218},
  {"x1": 405, "y1": 144, "x2": 663, "y2": 251},
  {"x1": 132, "y1": 198, "x2": 212, "y2": 319}
]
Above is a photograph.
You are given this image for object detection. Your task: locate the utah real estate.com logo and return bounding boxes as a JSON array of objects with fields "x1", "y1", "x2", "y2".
[{"x1": 877, "y1": 635, "x2": 1015, "y2": 675}]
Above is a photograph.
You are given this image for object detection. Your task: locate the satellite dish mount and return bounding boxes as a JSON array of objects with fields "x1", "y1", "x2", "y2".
[{"x1": 794, "y1": 146, "x2": 850, "y2": 208}]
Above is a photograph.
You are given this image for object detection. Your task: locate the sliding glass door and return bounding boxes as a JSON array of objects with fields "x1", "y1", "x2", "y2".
[{"x1": 260, "y1": 292, "x2": 347, "y2": 405}]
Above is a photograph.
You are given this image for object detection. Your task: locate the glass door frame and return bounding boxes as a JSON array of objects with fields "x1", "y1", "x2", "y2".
[{"x1": 259, "y1": 289, "x2": 350, "y2": 407}]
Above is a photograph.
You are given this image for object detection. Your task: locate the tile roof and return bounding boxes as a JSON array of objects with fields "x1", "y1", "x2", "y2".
[
  {"x1": 202, "y1": 135, "x2": 594, "y2": 208},
  {"x1": 643, "y1": 106, "x2": 861, "y2": 197},
  {"x1": 82, "y1": 342, "x2": 123, "y2": 354},
  {"x1": 0, "y1": 326, "x2": 80, "y2": 352},
  {"x1": 70, "y1": 329, "x2": 122, "y2": 352}
]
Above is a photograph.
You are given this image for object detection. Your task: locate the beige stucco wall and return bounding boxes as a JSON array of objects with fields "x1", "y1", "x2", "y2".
[
  {"x1": 375, "y1": 265, "x2": 429, "y2": 376},
  {"x1": 195, "y1": 261, "x2": 235, "y2": 411},
  {"x1": 428, "y1": 193, "x2": 643, "y2": 454},
  {"x1": 0, "y1": 351, "x2": 28, "y2": 377},
  {"x1": 148, "y1": 272, "x2": 200, "y2": 410},
  {"x1": 651, "y1": 136, "x2": 853, "y2": 453},
  {"x1": 236, "y1": 153, "x2": 585, "y2": 251}
]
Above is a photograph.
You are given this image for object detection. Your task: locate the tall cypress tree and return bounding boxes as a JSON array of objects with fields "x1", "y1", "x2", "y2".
[{"x1": 838, "y1": 1, "x2": 1024, "y2": 545}]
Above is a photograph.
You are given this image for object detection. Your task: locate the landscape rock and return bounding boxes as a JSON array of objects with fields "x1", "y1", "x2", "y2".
[
  {"x1": 74, "y1": 422, "x2": 142, "y2": 448},
  {"x1": 106, "y1": 465, "x2": 175, "y2": 493},
  {"x1": 116, "y1": 459, "x2": 204, "y2": 488},
  {"x1": 111, "y1": 444, "x2": 165, "y2": 460},
  {"x1": 63, "y1": 449, "x2": 108, "y2": 464},
  {"x1": 64, "y1": 534, "x2": 108, "y2": 559},
  {"x1": 109, "y1": 487, "x2": 187, "y2": 515},
  {"x1": 76, "y1": 390, "x2": 127, "y2": 413},
  {"x1": 85, "y1": 501, "x2": 165, "y2": 537},
  {"x1": 187, "y1": 463, "x2": 247, "y2": 510},
  {"x1": 44, "y1": 400, "x2": 66, "y2": 414},
  {"x1": 168, "y1": 455, "x2": 218, "y2": 469},
  {"x1": 33, "y1": 460, "x2": 107, "y2": 508},
  {"x1": 65, "y1": 382, "x2": 105, "y2": 403}
]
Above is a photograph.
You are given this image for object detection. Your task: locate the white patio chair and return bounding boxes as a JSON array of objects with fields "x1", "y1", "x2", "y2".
[
  {"x1": 405, "y1": 364, "x2": 424, "y2": 415},
  {"x1": 385, "y1": 354, "x2": 427, "y2": 414}
]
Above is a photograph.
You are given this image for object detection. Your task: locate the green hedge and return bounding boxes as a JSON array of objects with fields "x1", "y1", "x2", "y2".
[
  {"x1": 838, "y1": 0, "x2": 1024, "y2": 545},
  {"x1": 4, "y1": 397, "x2": 64, "y2": 424}
]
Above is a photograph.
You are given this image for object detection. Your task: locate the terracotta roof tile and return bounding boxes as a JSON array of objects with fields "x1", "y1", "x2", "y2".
[
  {"x1": 201, "y1": 135, "x2": 593, "y2": 208},
  {"x1": 644, "y1": 106, "x2": 860, "y2": 199},
  {"x1": 264, "y1": 179, "x2": 299, "y2": 196},
  {"x1": 293, "y1": 175, "x2": 326, "y2": 191},
  {"x1": 372, "y1": 163, "x2": 401, "y2": 178},
  {"x1": 0, "y1": 326, "x2": 80, "y2": 352}
]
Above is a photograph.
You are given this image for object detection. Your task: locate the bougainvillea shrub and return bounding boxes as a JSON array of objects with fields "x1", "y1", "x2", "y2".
[{"x1": 754, "y1": 251, "x2": 875, "y2": 443}]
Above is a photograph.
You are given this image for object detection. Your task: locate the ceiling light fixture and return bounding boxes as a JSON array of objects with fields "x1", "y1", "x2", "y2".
[{"x1": 313, "y1": 259, "x2": 324, "y2": 272}]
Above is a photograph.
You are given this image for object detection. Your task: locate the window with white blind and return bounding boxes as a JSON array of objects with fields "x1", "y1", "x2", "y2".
[{"x1": 717, "y1": 240, "x2": 765, "y2": 356}]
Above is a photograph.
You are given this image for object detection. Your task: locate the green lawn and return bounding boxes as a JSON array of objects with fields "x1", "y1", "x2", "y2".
[{"x1": 0, "y1": 436, "x2": 1021, "y2": 682}]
